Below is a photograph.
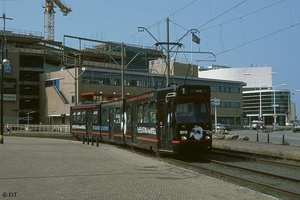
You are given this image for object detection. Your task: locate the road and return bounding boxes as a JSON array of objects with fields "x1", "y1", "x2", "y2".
[{"x1": 230, "y1": 129, "x2": 300, "y2": 147}]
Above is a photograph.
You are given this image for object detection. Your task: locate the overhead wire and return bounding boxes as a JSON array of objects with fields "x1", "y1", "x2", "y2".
[
  {"x1": 169, "y1": 0, "x2": 298, "y2": 66},
  {"x1": 199, "y1": 20, "x2": 300, "y2": 63},
  {"x1": 126, "y1": 0, "x2": 297, "y2": 74},
  {"x1": 123, "y1": 0, "x2": 197, "y2": 44},
  {"x1": 199, "y1": 0, "x2": 285, "y2": 32},
  {"x1": 196, "y1": 0, "x2": 248, "y2": 30}
]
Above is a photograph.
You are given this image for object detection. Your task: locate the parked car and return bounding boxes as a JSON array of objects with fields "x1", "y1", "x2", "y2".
[
  {"x1": 292, "y1": 124, "x2": 300, "y2": 133},
  {"x1": 212, "y1": 123, "x2": 225, "y2": 131},
  {"x1": 223, "y1": 124, "x2": 231, "y2": 131}
]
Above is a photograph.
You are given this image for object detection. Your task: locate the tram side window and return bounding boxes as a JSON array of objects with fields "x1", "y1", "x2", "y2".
[
  {"x1": 76, "y1": 111, "x2": 81, "y2": 122},
  {"x1": 93, "y1": 109, "x2": 98, "y2": 123},
  {"x1": 72, "y1": 111, "x2": 76, "y2": 123},
  {"x1": 115, "y1": 107, "x2": 121, "y2": 123},
  {"x1": 81, "y1": 111, "x2": 86, "y2": 123},
  {"x1": 143, "y1": 103, "x2": 150, "y2": 123},
  {"x1": 138, "y1": 104, "x2": 143, "y2": 123},
  {"x1": 102, "y1": 109, "x2": 108, "y2": 124},
  {"x1": 149, "y1": 102, "x2": 156, "y2": 123},
  {"x1": 126, "y1": 106, "x2": 132, "y2": 123}
]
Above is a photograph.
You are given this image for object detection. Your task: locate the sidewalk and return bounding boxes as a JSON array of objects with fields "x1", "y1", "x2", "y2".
[{"x1": 0, "y1": 136, "x2": 275, "y2": 200}]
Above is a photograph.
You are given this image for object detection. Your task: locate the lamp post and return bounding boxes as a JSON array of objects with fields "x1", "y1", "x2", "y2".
[
  {"x1": 0, "y1": 13, "x2": 13, "y2": 144},
  {"x1": 272, "y1": 84, "x2": 287, "y2": 130},
  {"x1": 0, "y1": 58, "x2": 10, "y2": 143},
  {"x1": 296, "y1": 90, "x2": 300, "y2": 122},
  {"x1": 26, "y1": 111, "x2": 35, "y2": 128},
  {"x1": 244, "y1": 72, "x2": 277, "y2": 121}
]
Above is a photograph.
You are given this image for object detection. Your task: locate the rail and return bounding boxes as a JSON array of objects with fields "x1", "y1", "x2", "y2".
[{"x1": 4, "y1": 124, "x2": 70, "y2": 134}]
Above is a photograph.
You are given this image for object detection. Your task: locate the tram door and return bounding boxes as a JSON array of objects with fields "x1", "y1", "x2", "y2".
[
  {"x1": 126, "y1": 105, "x2": 137, "y2": 145},
  {"x1": 108, "y1": 108, "x2": 114, "y2": 141},
  {"x1": 158, "y1": 100, "x2": 173, "y2": 152}
]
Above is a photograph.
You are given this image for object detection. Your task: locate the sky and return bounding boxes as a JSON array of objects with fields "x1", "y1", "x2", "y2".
[{"x1": 1, "y1": 0, "x2": 300, "y2": 117}]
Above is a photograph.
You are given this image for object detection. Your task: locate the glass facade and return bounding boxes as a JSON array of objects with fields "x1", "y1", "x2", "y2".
[{"x1": 243, "y1": 89, "x2": 290, "y2": 126}]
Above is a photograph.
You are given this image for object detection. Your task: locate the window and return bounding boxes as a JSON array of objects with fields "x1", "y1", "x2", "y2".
[
  {"x1": 138, "y1": 104, "x2": 143, "y2": 123},
  {"x1": 114, "y1": 79, "x2": 121, "y2": 85},
  {"x1": 149, "y1": 102, "x2": 156, "y2": 123},
  {"x1": 101, "y1": 109, "x2": 108, "y2": 125},
  {"x1": 137, "y1": 80, "x2": 142, "y2": 86},
  {"x1": 130, "y1": 80, "x2": 137, "y2": 86},
  {"x1": 81, "y1": 111, "x2": 86, "y2": 123},
  {"x1": 93, "y1": 109, "x2": 98, "y2": 123},
  {"x1": 125, "y1": 80, "x2": 130, "y2": 86},
  {"x1": 126, "y1": 106, "x2": 132, "y2": 123},
  {"x1": 143, "y1": 103, "x2": 150, "y2": 123},
  {"x1": 72, "y1": 111, "x2": 77, "y2": 123},
  {"x1": 115, "y1": 107, "x2": 121, "y2": 123},
  {"x1": 76, "y1": 111, "x2": 81, "y2": 122}
]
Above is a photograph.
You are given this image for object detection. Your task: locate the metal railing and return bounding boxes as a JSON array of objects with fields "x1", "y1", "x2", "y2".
[{"x1": 5, "y1": 124, "x2": 70, "y2": 134}]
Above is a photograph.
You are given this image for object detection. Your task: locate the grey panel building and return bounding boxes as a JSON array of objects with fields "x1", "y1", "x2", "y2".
[{"x1": 199, "y1": 65, "x2": 293, "y2": 126}]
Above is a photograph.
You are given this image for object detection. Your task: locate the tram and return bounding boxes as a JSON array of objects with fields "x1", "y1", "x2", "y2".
[{"x1": 70, "y1": 85, "x2": 212, "y2": 155}]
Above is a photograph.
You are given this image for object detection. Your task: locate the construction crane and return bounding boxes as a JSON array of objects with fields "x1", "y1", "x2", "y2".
[{"x1": 43, "y1": 0, "x2": 72, "y2": 41}]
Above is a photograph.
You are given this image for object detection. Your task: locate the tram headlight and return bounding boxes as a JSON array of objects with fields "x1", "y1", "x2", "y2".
[
  {"x1": 205, "y1": 135, "x2": 211, "y2": 140},
  {"x1": 181, "y1": 136, "x2": 187, "y2": 140},
  {"x1": 205, "y1": 130, "x2": 212, "y2": 140}
]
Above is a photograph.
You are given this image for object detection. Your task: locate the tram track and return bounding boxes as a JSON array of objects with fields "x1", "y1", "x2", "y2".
[
  {"x1": 163, "y1": 150, "x2": 300, "y2": 200},
  {"x1": 212, "y1": 148, "x2": 300, "y2": 163}
]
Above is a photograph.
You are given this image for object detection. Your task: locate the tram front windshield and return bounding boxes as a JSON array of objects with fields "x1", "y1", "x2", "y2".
[{"x1": 175, "y1": 101, "x2": 210, "y2": 123}]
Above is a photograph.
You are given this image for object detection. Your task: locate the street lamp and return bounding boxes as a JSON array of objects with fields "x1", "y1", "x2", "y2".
[
  {"x1": 244, "y1": 72, "x2": 277, "y2": 121},
  {"x1": 272, "y1": 84, "x2": 287, "y2": 130},
  {"x1": 0, "y1": 58, "x2": 10, "y2": 143},
  {"x1": 26, "y1": 111, "x2": 35, "y2": 128}
]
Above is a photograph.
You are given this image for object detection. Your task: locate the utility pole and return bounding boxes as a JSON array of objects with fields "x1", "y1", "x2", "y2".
[
  {"x1": 166, "y1": 18, "x2": 170, "y2": 86},
  {"x1": 138, "y1": 18, "x2": 216, "y2": 87},
  {"x1": 0, "y1": 13, "x2": 13, "y2": 144}
]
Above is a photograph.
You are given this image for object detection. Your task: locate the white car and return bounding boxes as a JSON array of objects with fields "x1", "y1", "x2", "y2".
[
  {"x1": 212, "y1": 123, "x2": 225, "y2": 131},
  {"x1": 293, "y1": 124, "x2": 300, "y2": 133}
]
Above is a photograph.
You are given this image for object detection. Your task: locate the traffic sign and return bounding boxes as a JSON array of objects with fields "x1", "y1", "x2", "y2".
[{"x1": 211, "y1": 98, "x2": 220, "y2": 106}]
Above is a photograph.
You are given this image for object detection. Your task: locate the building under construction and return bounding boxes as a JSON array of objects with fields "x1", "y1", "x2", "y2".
[{"x1": 1, "y1": 30, "x2": 245, "y2": 129}]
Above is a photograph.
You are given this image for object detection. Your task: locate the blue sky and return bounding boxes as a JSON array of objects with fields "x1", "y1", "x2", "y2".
[{"x1": 1, "y1": 0, "x2": 300, "y2": 117}]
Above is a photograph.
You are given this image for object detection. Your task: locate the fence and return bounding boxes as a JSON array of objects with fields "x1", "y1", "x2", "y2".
[{"x1": 6, "y1": 124, "x2": 70, "y2": 134}]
